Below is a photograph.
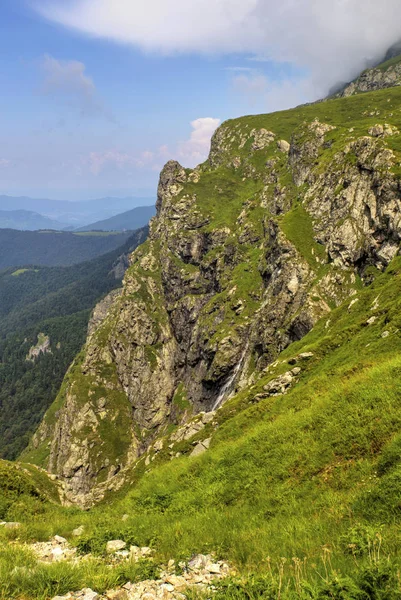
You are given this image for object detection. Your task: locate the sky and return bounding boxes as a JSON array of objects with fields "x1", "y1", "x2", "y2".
[{"x1": 0, "y1": 0, "x2": 400, "y2": 201}]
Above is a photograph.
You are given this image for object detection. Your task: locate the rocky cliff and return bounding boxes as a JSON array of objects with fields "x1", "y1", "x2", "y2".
[
  {"x1": 337, "y1": 54, "x2": 401, "y2": 97},
  {"x1": 24, "y1": 84, "x2": 401, "y2": 507}
]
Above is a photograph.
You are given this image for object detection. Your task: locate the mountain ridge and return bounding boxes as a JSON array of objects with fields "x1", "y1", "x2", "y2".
[
  {"x1": 0, "y1": 195, "x2": 154, "y2": 227},
  {"x1": 0, "y1": 209, "x2": 68, "y2": 231},
  {"x1": 76, "y1": 205, "x2": 156, "y2": 232},
  {"x1": 24, "y1": 82, "x2": 401, "y2": 507}
]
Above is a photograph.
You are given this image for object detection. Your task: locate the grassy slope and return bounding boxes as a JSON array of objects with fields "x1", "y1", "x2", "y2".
[{"x1": 3, "y1": 256, "x2": 401, "y2": 598}]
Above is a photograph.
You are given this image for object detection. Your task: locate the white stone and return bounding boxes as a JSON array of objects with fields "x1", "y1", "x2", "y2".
[
  {"x1": 78, "y1": 589, "x2": 99, "y2": 600},
  {"x1": 50, "y1": 546, "x2": 64, "y2": 561},
  {"x1": 106, "y1": 540, "x2": 127, "y2": 553},
  {"x1": 54, "y1": 535, "x2": 67, "y2": 544},
  {"x1": 3, "y1": 522, "x2": 20, "y2": 529},
  {"x1": 298, "y1": 352, "x2": 314, "y2": 360},
  {"x1": 201, "y1": 412, "x2": 215, "y2": 424},
  {"x1": 277, "y1": 139, "x2": 290, "y2": 153},
  {"x1": 207, "y1": 563, "x2": 221, "y2": 574}
]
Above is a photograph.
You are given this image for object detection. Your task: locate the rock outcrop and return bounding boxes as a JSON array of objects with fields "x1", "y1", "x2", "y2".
[
  {"x1": 26, "y1": 87, "x2": 401, "y2": 506},
  {"x1": 337, "y1": 58, "x2": 401, "y2": 97}
]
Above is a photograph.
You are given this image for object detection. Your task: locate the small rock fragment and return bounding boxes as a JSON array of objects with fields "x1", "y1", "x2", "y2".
[
  {"x1": 54, "y1": 535, "x2": 67, "y2": 544},
  {"x1": 277, "y1": 139, "x2": 290, "y2": 153},
  {"x1": 298, "y1": 352, "x2": 314, "y2": 360},
  {"x1": 106, "y1": 540, "x2": 127, "y2": 553},
  {"x1": 207, "y1": 563, "x2": 221, "y2": 574}
]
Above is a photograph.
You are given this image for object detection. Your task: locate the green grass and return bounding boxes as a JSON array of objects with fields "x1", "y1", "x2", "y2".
[
  {"x1": 0, "y1": 542, "x2": 159, "y2": 600},
  {"x1": 5, "y1": 258, "x2": 401, "y2": 597},
  {"x1": 280, "y1": 202, "x2": 327, "y2": 270}
]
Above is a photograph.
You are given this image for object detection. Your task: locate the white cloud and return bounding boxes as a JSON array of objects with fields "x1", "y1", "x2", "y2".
[
  {"x1": 82, "y1": 117, "x2": 220, "y2": 177},
  {"x1": 40, "y1": 54, "x2": 111, "y2": 118},
  {"x1": 225, "y1": 66, "x2": 257, "y2": 73},
  {"x1": 178, "y1": 117, "x2": 221, "y2": 167},
  {"x1": 232, "y1": 73, "x2": 315, "y2": 110},
  {"x1": 85, "y1": 150, "x2": 138, "y2": 175},
  {"x1": 0, "y1": 159, "x2": 11, "y2": 168},
  {"x1": 35, "y1": 0, "x2": 401, "y2": 97},
  {"x1": 233, "y1": 73, "x2": 269, "y2": 98}
]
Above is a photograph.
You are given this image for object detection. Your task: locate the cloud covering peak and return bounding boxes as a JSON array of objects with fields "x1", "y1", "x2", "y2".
[{"x1": 36, "y1": 0, "x2": 401, "y2": 96}]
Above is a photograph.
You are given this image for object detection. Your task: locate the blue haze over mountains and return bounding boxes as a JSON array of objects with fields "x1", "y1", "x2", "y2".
[{"x1": 0, "y1": 195, "x2": 155, "y2": 229}]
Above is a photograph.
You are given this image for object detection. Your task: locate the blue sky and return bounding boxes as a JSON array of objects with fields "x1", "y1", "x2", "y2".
[{"x1": 0, "y1": 0, "x2": 399, "y2": 201}]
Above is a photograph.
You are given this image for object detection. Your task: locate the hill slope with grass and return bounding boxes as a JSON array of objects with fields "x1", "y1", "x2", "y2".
[
  {"x1": 27, "y1": 84, "x2": 401, "y2": 507},
  {"x1": 6, "y1": 71, "x2": 401, "y2": 599},
  {"x1": 6, "y1": 246, "x2": 401, "y2": 600},
  {"x1": 0, "y1": 228, "x2": 147, "y2": 461},
  {"x1": 0, "y1": 229, "x2": 133, "y2": 268}
]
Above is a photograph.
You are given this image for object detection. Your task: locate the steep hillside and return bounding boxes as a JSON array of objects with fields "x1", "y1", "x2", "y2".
[
  {"x1": 26, "y1": 85, "x2": 401, "y2": 508},
  {"x1": 0, "y1": 210, "x2": 67, "y2": 231},
  {"x1": 0, "y1": 229, "x2": 133, "y2": 268},
  {"x1": 0, "y1": 229, "x2": 147, "y2": 460},
  {"x1": 76, "y1": 205, "x2": 156, "y2": 232},
  {"x1": 7, "y1": 243, "x2": 401, "y2": 600}
]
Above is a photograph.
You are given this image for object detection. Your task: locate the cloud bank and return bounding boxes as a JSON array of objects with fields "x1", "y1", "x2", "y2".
[{"x1": 36, "y1": 0, "x2": 401, "y2": 96}]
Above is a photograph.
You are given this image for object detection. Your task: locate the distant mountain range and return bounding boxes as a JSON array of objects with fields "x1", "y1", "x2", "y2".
[
  {"x1": 0, "y1": 194, "x2": 154, "y2": 228},
  {"x1": 77, "y1": 205, "x2": 156, "y2": 232},
  {"x1": 0, "y1": 210, "x2": 69, "y2": 231}
]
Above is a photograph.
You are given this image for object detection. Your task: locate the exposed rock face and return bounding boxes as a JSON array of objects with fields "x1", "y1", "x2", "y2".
[
  {"x1": 338, "y1": 61, "x2": 401, "y2": 97},
  {"x1": 28, "y1": 102, "x2": 401, "y2": 506},
  {"x1": 88, "y1": 289, "x2": 123, "y2": 337},
  {"x1": 26, "y1": 333, "x2": 52, "y2": 362}
]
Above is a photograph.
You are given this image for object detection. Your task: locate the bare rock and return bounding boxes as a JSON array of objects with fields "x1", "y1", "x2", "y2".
[
  {"x1": 277, "y1": 139, "x2": 290, "y2": 153},
  {"x1": 106, "y1": 540, "x2": 127, "y2": 553}
]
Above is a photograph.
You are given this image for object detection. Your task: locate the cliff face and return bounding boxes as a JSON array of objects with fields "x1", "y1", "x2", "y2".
[{"x1": 25, "y1": 86, "x2": 401, "y2": 506}]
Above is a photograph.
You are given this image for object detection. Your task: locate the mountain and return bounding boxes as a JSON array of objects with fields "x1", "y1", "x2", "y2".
[
  {"x1": 76, "y1": 204, "x2": 156, "y2": 232},
  {"x1": 0, "y1": 228, "x2": 147, "y2": 461},
  {"x1": 5, "y1": 59, "x2": 401, "y2": 598},
  {"x1": 28, "y1": 85, "x2": 401, "y2": 505},
  {"x1": 0, "y1": 229, "x2": 133, "y2": 268},
  {"x1": 0, "y1": 195, "x2": 154, "y2": 227},
  {"x1": 0, "y1": 209, "x2": 68, "y2": 231}
]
